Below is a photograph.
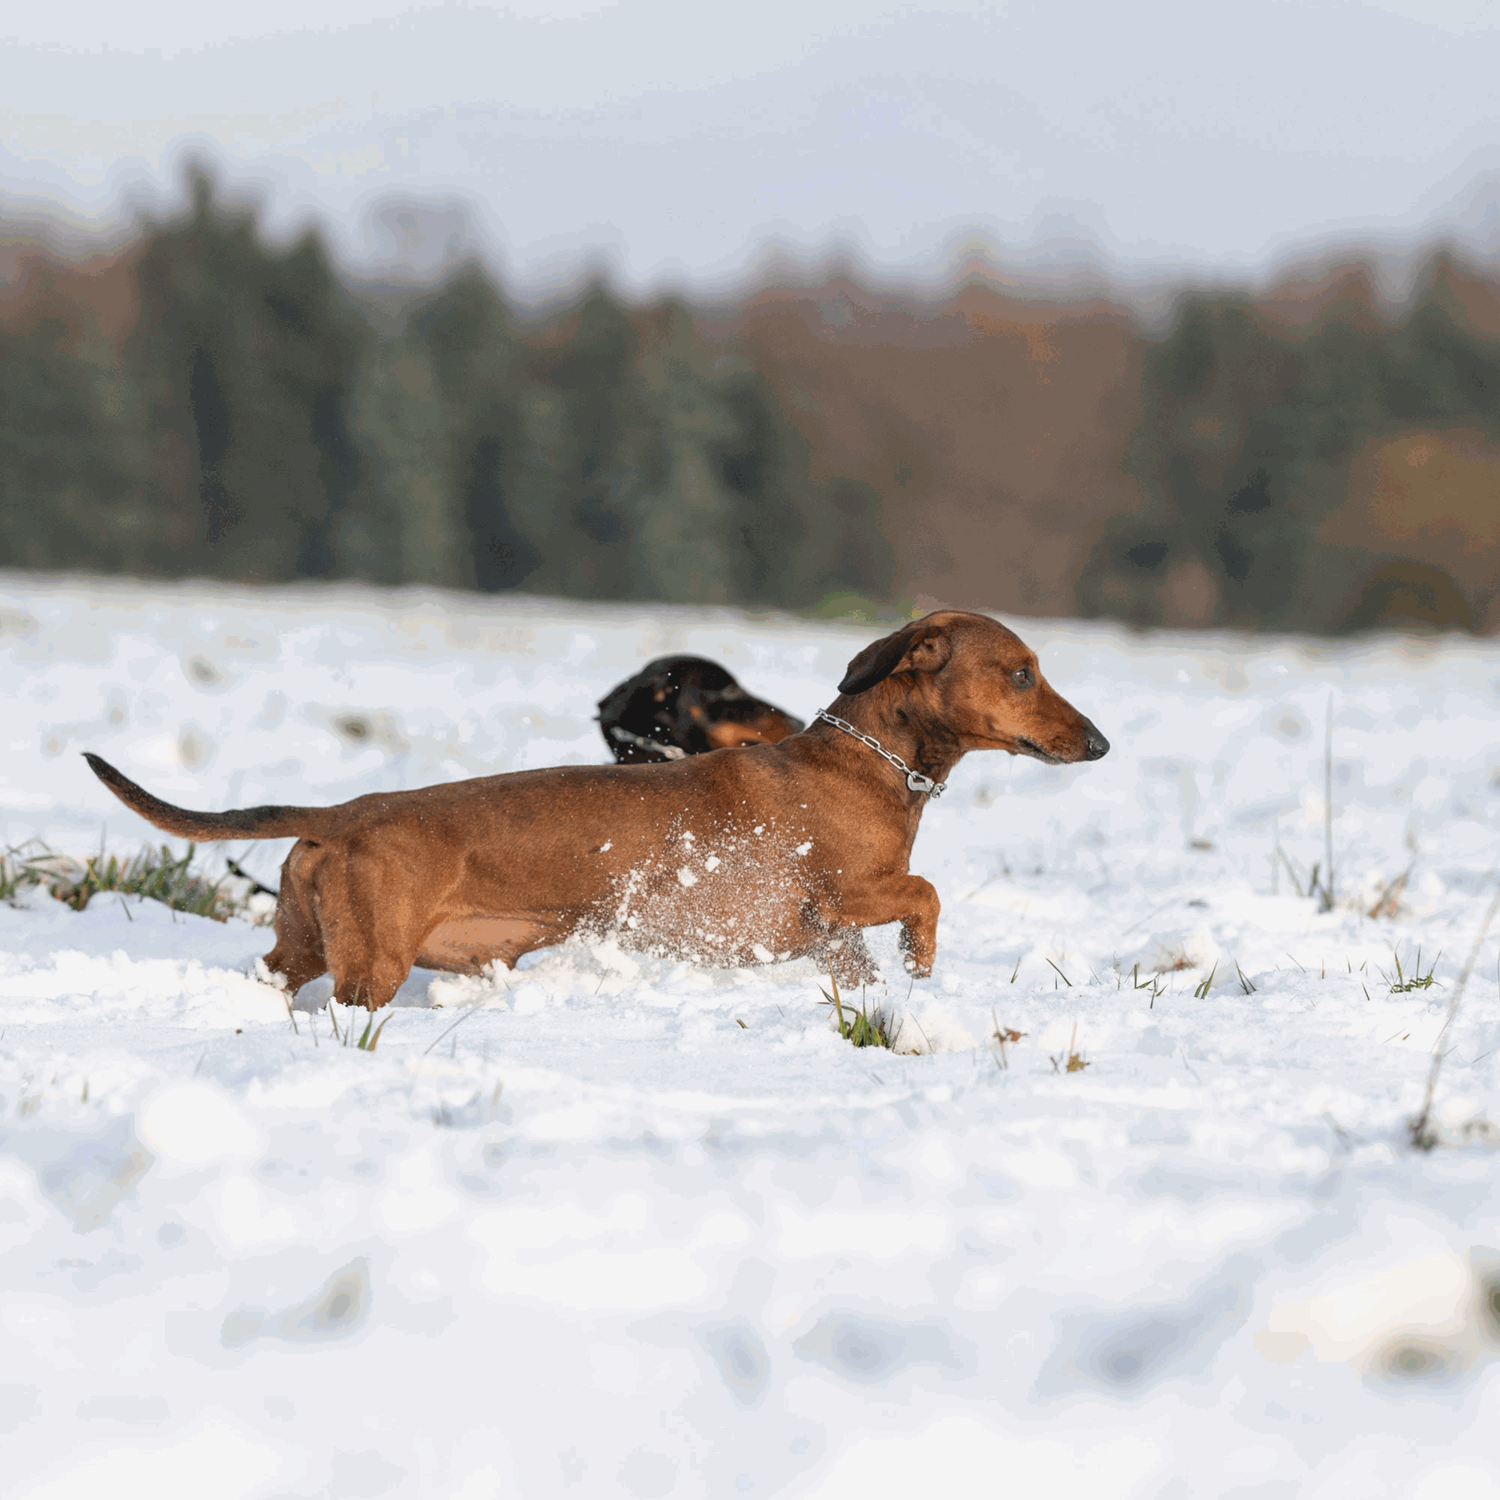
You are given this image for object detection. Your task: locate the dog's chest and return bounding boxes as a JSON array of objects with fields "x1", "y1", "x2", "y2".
[{"x1": 601, "y1": 815, "x2": 838, "y2": 940}]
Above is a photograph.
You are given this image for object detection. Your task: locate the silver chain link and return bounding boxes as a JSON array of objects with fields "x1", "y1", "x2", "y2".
[{"x1": 814, "y1": 710, "x2": 946, "y2": 797}]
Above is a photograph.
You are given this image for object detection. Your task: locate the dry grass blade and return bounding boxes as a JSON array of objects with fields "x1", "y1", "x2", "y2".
[
  {"x1": 990, "y1": 1008, "x2": 1028, "y2": 1070},
  {"x1": 821, "y1": 971, "x2": 898, "y2": 1050},
  {"x1": 422, "y1": 996, "x2": 493, "y2": 1056},
  {"x1": 819, "y1": 971, "x2": 847, "y2": 1036},
  {"x1": 1049, "y1": 1021, "x2": 1090, "y2": 1074},
  {"x1": 1368, "y1": 863, "x2": 1414, "y2": 920},
  {"x1": 357, "y1": 1012, "x2": 392, "y2": 1052},
  {"x1": 1318, "y1": 691, "x2": 1336, "y2": 912},
  {"x1": 1410, "y1": 878, "x2": 1500, "y2": 1151}
]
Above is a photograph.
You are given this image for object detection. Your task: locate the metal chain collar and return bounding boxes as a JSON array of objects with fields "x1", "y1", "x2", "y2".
[{"x1": 814, "y1": 710, "x2": 946, "y2": 798}]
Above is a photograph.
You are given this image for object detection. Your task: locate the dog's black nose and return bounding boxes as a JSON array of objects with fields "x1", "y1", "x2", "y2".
[{"x1": 1081, "y1": 719, "x2": 1110, "y2": 760}]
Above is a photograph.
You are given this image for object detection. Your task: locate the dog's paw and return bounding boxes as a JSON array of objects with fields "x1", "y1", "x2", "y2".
[{"x1": 901, "y1": 954, "x2": 934, "y2": 979}]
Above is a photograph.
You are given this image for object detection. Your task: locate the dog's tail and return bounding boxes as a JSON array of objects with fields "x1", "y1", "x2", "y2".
[{"x1": 83, "y1": 753, "x2": 334, "y2": 842}]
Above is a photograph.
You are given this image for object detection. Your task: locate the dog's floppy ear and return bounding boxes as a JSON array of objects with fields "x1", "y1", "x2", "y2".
[{"x1": 838, "y1": 621, "x2": 952, "y2": 695}]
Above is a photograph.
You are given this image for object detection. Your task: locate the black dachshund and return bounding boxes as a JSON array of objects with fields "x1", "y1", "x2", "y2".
[{"x1": 596, "y1": 656, "x2": 804, "y2": 764}]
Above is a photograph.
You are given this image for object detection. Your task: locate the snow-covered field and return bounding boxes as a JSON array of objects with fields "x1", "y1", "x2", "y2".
[{"x1": 3, "y1": 572, "x2": 1500, "y2": 1498}]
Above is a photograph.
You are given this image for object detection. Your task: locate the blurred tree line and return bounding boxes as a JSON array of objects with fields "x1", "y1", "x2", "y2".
[
  {"x1": 0, "y1": 175, "x2": 892, "y2": 610},
  {"x1": 1080, "y1": 256, "x2": 1500, "y2": 633},
  {"x1": 6, "y1": 173, "x2": 1500, "y2": 634}
]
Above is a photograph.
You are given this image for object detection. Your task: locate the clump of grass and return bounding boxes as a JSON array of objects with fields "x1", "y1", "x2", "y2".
[
  {"x1": 1384, "y1": 945, "x2": 1440, "y2": 994},
  {"x1": 0, "y1": 839, "x2": 77, "y2": 903},
  {"x1": 1128, "y1": 962, "x2": 1164, "y2": 1009},
  {"x1": 328, "y1": 1001, "x2": 392, "y2": 1051},
  {"x1": 1188, "y1": 957, "x2": 1255, "y2": 997},
  {"x1": 1273, "y1": 847, "x2": 1337, "y2": 911},
  {"x1": 2, "y1": 838, "x2": 244, "y2": 921},
  {"x1": 820, "y1": 972, "x2": 898, "y2": 1050},
  {"x1": 1049, "y1": 1022, "x2": 1090, "y2": 1074},
  {"x1": 58, "y1": 844, "x2": 238, "y2": 920},
  {"x1": 0, "y1": 842, "x2": 41, "y2": 903}
]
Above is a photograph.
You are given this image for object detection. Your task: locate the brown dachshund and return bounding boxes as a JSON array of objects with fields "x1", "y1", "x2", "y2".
[
  {"x1": 83, "y1": 610, "x2": 1107, "y2": 1009},
  {"x1": 596, "y1": 655, "x2": 803, "y2": 764}
]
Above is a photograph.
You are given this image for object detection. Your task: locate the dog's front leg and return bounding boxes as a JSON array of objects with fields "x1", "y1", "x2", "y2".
[
  {"x1": 823, "y1": 927, "x2": 879, "y2": 987},
  {"x1": 836, "y1": 874, "x2": 941, "y2": 978}
]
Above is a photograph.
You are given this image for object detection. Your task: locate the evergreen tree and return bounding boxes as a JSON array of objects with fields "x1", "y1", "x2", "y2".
[
  {"x1": 354, "y1": 265, "x2": 536, "y2": 591},
  {"x1": 1079, "y1": 257, "x2": 1500, "y2": 632},
  {"x1": 712, "y1": 360, "x2": 811, "y2": 607},
  {"x1": 527, "y1": 284, "x2": 651, "y2": 599},
  {"x1": 127, "y1": 172, "x2": 388, "y2": 582},
  {"x1": 0, "y1": 314, "x2": 143, "y2": 572},
  {"x1": 627, "y1": 300, "x2": 746, "y2": 604}
]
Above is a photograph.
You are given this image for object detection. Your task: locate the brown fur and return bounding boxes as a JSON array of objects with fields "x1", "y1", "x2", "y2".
[{"x1": 84, "y1": 611, "x2": 1107, "y2": 1009}]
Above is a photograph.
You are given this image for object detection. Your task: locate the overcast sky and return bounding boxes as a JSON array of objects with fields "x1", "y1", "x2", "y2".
[{"x1": 4, "y1": 0, "x2": 1500, "y2": 296}]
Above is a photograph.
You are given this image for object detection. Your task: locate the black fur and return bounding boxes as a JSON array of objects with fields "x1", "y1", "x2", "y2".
[{"x1": 596, "y1": 656, "x2": 803, "y2": 765}]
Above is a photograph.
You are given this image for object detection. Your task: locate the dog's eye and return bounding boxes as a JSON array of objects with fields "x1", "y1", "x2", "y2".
[{"x1": 1012, "y1": 668, "x2": 1033, "y2": 688}]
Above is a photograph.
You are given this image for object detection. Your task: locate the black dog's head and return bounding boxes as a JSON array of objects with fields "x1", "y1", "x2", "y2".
[{"x1": 596, "y1": 655, "x2": 804, "y2": 764}]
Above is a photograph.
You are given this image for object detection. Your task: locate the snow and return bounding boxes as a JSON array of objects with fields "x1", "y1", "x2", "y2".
[{"x1": 3, "y1": 571, "x2": 1500, "y2": 1497}]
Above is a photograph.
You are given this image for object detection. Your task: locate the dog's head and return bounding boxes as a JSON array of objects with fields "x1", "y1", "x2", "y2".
[
  {"x1": 836, "y1": 611, "x2": 1108, "y2": 764},
  {"x1": 598, "y1": 656, "x2": 804, "y2": 763}
]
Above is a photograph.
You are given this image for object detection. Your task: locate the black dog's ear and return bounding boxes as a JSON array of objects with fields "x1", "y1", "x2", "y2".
[{"x1": 838, "y1": 621, "x2": 952, "y2": 695}]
